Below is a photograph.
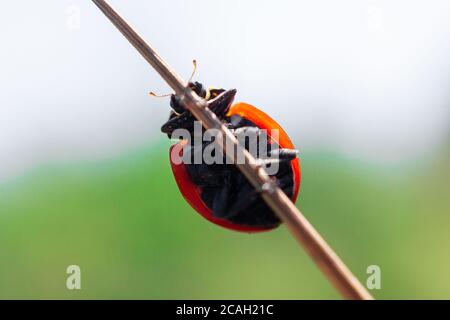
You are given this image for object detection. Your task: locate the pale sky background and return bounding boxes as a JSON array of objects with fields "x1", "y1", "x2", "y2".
[{"x1": 1, "y1": 0, "x2": 449, "y2": 182}]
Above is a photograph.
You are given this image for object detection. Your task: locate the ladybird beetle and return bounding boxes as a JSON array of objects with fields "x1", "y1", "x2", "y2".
[{"x1": 161, "y1": 82, "x2": 301, "y2": 232}]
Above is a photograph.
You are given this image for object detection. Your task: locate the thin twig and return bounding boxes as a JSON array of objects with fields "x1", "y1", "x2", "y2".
[{"x1": 92, "y1": 0, "x2": 374, "y2": 300}]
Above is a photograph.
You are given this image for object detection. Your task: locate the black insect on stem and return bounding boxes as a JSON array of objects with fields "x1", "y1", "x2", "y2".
[
  {"x1": 162, "y1": 81, "x2": 298, "y2": 228},
  {"x1": 91, "y1": 0, "x2": 374, "y2": 300}
]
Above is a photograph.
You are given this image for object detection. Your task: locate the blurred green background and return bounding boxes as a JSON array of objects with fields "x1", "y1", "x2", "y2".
[
  {"x1": 0, "y1": 139, "x2": 449, "y2": 299},
  {"x1": 1, "y1": 0, "x2": 450, "y2": 299}
]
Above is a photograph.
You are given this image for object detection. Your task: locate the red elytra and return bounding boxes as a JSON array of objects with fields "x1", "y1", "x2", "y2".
[{"x1": 169, "y1": 102, "x2": 301, "y2": 232}]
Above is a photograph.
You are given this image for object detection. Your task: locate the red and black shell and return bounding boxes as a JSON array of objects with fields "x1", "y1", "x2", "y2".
[{"x1": 161, "y1": 82, "x2": 301, "y2": 232}]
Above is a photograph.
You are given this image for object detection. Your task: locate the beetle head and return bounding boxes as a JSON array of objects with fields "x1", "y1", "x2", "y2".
[{"x1": 161, "y1": 84, "x2": 237, "y2": 137}]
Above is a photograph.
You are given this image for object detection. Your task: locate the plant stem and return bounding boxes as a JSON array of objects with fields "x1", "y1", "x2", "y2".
[{"x1": 91, "y1": 0, "x2": 374, "y2": 300}]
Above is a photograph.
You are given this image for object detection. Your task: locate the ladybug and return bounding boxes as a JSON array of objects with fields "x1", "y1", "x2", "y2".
[{"x1": 161, "y1": 82, "x2": 301, "y2": 232}]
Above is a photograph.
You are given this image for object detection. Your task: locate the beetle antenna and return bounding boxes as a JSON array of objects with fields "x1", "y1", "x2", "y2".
[
  {"x1": 149, "y1": 91, "x2": 172, "y2": 98},
  {"x1": 92, "y1": 0, "x2": 374, "y2": 301},
  {"x1": 149, "y1": 60, "x2": 197, "y2": 98},
  {"x1": 188, "y1": 59, "x2": 197, "y2": 83}
]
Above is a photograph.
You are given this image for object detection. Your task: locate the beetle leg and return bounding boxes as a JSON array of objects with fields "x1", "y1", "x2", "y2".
[
  {"x1": 187, "y1": 163, "x2": 229, "y2": 188},
  {"x1": 210, "y1": 171, "x2": 232, "y2": 218},
  {"x1": 230, "y1": 126, "x2": 263, "y2": 138},
  {"x1": 206, "y1": 89, "x2": 237, "y2": 120},
  {"x1": 230, "y1": 126, "x2": 298, "y2": 162},
  {"x1": 169, "y1": 94, "x2": 186, "y2": 114},
  {"x1": 230, "y1": 126, "x2": 267, "y2": 156},
  {"x1": 226, "y1": 182, "x2": 260, "y2": 218},
  {"x1": 255, "y1": 156, "x2": 296, "y2": 166},
  {"x1": 227, "y1": 160, "x2": 294, "y2": 218},
  {"x1": 269, "y1": 148, "x2": 299, "y2": 160}
]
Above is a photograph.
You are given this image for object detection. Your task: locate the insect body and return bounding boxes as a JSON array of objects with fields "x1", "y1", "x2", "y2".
[{"x1": 161, "y1": 82, "x2": 301, "y2": 232}]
